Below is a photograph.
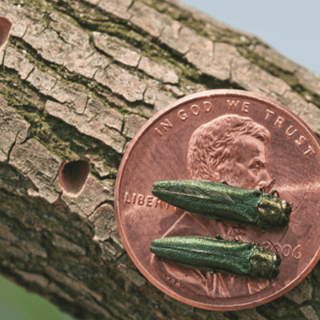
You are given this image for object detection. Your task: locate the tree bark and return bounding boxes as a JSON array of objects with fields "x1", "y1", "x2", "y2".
[{"x1": 0, "y1": 0, "x2": 319, "y2": 319}]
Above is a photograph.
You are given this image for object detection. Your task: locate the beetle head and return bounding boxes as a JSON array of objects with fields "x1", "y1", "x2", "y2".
[
  {"x1": 257, "y1": 196, "x2": 292, "y2": 228},
  {"x1": 250, "y1": 246, "x2": 281, "y2": 279}
]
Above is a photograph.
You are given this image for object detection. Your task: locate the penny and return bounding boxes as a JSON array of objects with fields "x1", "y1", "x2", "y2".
[{"x1": 114, "y1": 90, "x2": 320, "y2": 310}]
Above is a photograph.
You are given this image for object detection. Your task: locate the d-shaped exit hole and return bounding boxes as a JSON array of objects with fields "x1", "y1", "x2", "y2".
[
  {"x1": 58, "y1": 159, "x2": 90, "y2": 196},
  {"x1": 0, "y1": 17, "x2": 12, "y2": 51}
]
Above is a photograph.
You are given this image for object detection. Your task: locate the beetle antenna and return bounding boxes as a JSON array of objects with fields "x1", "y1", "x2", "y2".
[
  {"x1": 266, "y1": 178, "x2": 276, "y2": 190},
  {"x1": 278, "y1": 225, "x2": 289, "y2": 243},
  {"x1": 267, "y1": 276, "x2": 278, "y2": 288},
  {"x1": 260, "y1": 178, "x2": 275, "y2": 193},
  {"x1": 261, "y1": 272, "x2": 278, "y2": 290},
  {"x1": 265, "y1": 239, "x2": 281, "y2": 285},
  {"x1": 271, "y1": 190, "x2": 280, "y2": 198},
  {"x1": 267, "y1": 239, "x2": 280, "y2": 255},
  {"x1": 292, "y1": 193, "x2": 307, "y2": 212}
]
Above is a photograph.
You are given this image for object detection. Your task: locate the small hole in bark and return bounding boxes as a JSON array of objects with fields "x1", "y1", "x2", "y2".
[
  {"x1": 0, "y1": 17, "x2": 12, "y2": 49},
  {"x1": 58, "y1": 160, "x2": 90, "y2": 196}
]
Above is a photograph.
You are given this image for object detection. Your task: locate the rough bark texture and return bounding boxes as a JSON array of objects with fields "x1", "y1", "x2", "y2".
[{"x1": 0, "y1": 0, "x2": 319, "y2": 319}]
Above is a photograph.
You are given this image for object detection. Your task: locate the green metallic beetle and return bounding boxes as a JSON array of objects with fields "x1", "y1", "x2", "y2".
[
  {"x1": 150, "y1": 236, "x2": 281, "y2": 279},
  {"x1": 152, "y1": 180, "x2": 291, "y2": 229}
]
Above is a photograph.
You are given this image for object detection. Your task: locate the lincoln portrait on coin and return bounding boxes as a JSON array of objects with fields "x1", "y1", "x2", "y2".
[
  {"x1": 152, "y1": 114, "x2": 274, "y2": 298},
  {"x1": 187, "y1": 114, "x2": 272, "y2": 190}
]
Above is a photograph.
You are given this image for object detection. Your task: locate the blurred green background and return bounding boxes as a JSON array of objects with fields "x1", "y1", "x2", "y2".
[{"x1": 0, "y1": 276, "x2": 72, "y2": 320}]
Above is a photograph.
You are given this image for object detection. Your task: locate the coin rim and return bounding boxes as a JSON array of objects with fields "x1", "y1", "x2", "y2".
[{"x1": 115, "y1": 89, "x2": 320, "y2": 310}]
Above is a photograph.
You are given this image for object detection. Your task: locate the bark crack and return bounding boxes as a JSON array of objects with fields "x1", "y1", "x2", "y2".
[{"x1": 5, "y1": 129, "x2": 21, "y2": 163}]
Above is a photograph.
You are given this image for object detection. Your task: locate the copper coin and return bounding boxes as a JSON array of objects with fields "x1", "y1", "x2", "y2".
[{"x1": 114, "y1": 90, "x2": 320, "y2": 310}]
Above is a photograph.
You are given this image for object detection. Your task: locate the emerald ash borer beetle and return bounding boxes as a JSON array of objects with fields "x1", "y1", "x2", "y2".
[
  {"x1": 151, "y1": 236, "x2": 281, "y2": 279},
  {"x1": 152, "y1": 180, "x2": 292, "y2": 229}
]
